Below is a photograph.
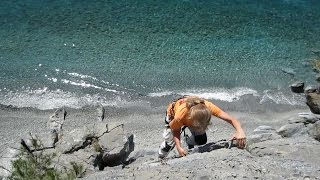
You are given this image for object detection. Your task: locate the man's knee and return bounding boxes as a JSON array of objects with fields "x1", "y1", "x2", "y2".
[{"x1": 194, "y1": 133, "x2": 207, "y2": 145}]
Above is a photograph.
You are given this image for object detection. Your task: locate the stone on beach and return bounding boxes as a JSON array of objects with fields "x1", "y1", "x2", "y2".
[{"x1": 290, "y1": 81, "x2": 304, "y2": 93}]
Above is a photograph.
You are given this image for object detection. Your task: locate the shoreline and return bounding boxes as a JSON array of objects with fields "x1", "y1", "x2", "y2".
[{"x1": 0, "y1": 102, "x2": 310, "y2": 149}]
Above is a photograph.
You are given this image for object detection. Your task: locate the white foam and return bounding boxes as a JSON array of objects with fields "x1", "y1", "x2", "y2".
[
  {"x1": 47, "y1": 77, "x2": 57, "y2": 83},
  {"x1": 260, "y1": 90, "x2": 305, "y2": 106},
  {"x1": 0, "y1": 87, "x2": 125, "y2": 110},
  {"x1": 148, "y1": 87, "x2": 305, "y2": 106},
  {"x1": 148, "y1": 91, "x2": 173, "y2": 97},
  {"x1": 61, "y1": 79, "x2": 101, "y2": 89},
  {"x1": 67, "y1": 72, "x2": 121, "y2": 89},
  {"x1": 68, "y1": 72, "x2": 98, "y2": 81},
  {"x1": 61, "y1": 79, "x2": 118, "y2": 93},
  {"x1": 148, "y1": 87, "x2": 258, "y2": 102}
]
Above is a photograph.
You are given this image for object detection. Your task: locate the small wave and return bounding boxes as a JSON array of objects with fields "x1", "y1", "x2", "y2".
[
  {"x1": 68, "y1": 72, "x2": 98, "y2": 81},
  {"x1": 61, "y1": 79, "x2": 118, "y2": 93},
  {"x1": 67, "y1": 72, "x2": 121, "y2": 89},
  {"x1": 260, "y1": 90, "x2": 305, "y2": 106},
  {"x1": 148, "y1": 87, "x2": 259, "y2": 102},
  {"x1": 61, "y1": 79, "x2": 102, "y2": 89},
  {"x1": 148, "y1": 87, "x2": 306, "y2": 106},
  {"x1": 0, "y1": 87, "x2": 127, "y2": 110}
]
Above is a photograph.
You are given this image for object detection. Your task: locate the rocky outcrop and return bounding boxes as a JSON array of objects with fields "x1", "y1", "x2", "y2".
[
  {"x1": 0, "y1": 107, "x2": 135, "y2": 178},
  {"x1": 246, "y1": 112, "x2": 320, "y2": 158}
]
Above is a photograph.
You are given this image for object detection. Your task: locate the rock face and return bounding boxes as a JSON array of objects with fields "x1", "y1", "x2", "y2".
[
  {"x1": 246, "y1": 112, "x2": 320, "y2": 157},
  {"x1": 0, "y1": 107, "x2": 135, "y2": 178},
  {"x1": 1, "y1": 108, "x2": 320, "y2": 179}
]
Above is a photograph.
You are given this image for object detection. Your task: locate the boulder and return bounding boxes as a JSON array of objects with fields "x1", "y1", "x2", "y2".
[
  {"x1": 96, "y1": 105, "x2": 105, "y2": 122},
  {"x1": 55, "y1": 126, "x2": 94, "y2": 154},
  {"x1": 100, "y1": 134, "x2": 135, "y2": 168},
  {"x1": 24, "y1": 131, "x2": 58, "y2": 149},
  {"x1": 308, "y1": 121, "x2": 320, "y2": 141},
  {"x1": 276, "y1": 123, "x2": 306, "y2": 137},
  {"x1": 47, "y1": 107, "x2": 67, "y2": 136},
  {"x1": 305, "y1": 90, "x2": 320, "y2": 114},
  {"x1": 290, "y1": 81, "x2": 304, "y2": 93},
  {"x1": 246, "y1": 133, "x2": 281, "y2": 146},
  {"x1": 98, "y1": 123, "x2": 124, "y2": 151},
  {"x1": 288, "y1": 113, "x2": 320, "y2": 124}
]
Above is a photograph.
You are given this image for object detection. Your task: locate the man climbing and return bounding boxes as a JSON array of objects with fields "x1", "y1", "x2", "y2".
[{"x1": 158, "y1": 96, "x2": 246, "y2": 159}]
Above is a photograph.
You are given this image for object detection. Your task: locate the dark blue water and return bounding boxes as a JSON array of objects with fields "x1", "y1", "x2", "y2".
[{"x1": 0, "y1": 0, "x2": 319, "y2": 110}]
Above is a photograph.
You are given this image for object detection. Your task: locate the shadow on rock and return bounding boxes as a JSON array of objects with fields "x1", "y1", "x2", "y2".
[
  {"x1": 194, "y1": 139, "x2": 236, "y2": 153},
  {"x1": 94, "y1": 134, "x2": 135, "y2": 170}
]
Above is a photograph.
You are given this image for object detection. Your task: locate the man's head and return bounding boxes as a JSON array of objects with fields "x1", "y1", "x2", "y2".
[{"x1": 186, "y1": 97, "x2": 212, "y2": 132}]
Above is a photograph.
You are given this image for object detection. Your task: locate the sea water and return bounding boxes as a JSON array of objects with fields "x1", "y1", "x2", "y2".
[{"x1": 0, "y1": 0, "x2": 319, "y2": 111}]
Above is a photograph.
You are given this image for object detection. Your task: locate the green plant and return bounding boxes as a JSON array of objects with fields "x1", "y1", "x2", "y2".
[{"x1": 8, "y1": 135, "x2": 84, "y2": 180}]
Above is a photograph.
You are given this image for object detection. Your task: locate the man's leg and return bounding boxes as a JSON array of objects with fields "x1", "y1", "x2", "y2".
[
  {"x1": 186, "y1": 128, "x2": 207, "y2": 149},
  {"x1": 158, "y1": 115, "x2": 175, "y2": 159},
  {"x1": 158, "y1": 127, "x2": 175, "y2": 159}
]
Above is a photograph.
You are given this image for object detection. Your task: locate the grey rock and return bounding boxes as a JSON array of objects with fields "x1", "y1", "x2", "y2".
[
  {"x1": 95, "y1": 134, "x2": 134, "y2": 169},
  {"x1": 98, "y1": 123, "x2": 124, "y2": 151},
  {"x1": 55, "y1": 126, "x2": 94, "y2": 154},
  {"x1": 297, "y1": 113, "x2": 320, "y2": 124},
  {"x1": 47, "y1": 107, "x2": 67, "y2": 134},
  {"x1": 290, "y1": 81, "x2": 304, "y2": 93},
  {"x1": 52, "y1": 152, "x2": 89, "y2": 176},
  {"x1": 308, "y1": 121, "x2": 320, "y2": 141},
  {"x1": 288, "y1": 116, "x2": 307, "y2": 124},
  {"x1": 96, "y1": 105, "x2": 105, "y2": 122},
  {"x1": 277, "y1": 123, "x2": 306, "y2": 137},
  {"x1": 24, "y1": 131, "x2": 58, "y2": 149},
  {"x1": 253, "y1": 125, "x2": 276, "y2": 134},
  {"x1": 246, "y1": 133, "x2": 281, "y2": 146},
  {"x1": 93, "y1": 122, "x2": 109, "y2": 138}
]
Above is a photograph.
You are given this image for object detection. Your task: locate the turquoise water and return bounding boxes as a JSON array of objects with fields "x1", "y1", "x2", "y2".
[{"x1": 0, "y1": 0, "x2": 319, "y2": 110}]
